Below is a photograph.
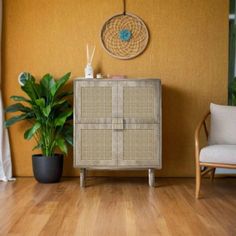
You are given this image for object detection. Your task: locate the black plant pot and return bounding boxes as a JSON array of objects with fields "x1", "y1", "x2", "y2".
[{"x1": 32, "y1": 154, "x2": 63, "y2": 183}]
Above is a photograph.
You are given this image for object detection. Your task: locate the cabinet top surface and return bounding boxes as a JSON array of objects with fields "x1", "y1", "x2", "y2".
[{"x1": 74, "y1": 78, "x2": 161, "y2": 82}]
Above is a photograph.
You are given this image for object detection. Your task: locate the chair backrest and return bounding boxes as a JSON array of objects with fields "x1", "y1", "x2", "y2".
[{"x1": 208, "y1": 103, "x2": 236, "y2": 145}]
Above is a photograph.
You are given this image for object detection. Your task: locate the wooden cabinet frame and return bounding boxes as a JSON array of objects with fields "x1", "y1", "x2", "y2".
[{"x1": 74, "y1": 79, "x2": 162, "y2": 187}]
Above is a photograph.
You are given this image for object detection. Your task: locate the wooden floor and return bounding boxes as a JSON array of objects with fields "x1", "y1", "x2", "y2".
[{"x1": 0, "y1": 177, "x2": 236, "y2": 236}]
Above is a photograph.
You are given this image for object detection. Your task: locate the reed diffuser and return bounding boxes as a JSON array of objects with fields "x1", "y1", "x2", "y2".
[{"x1": 85, "y1": 44, "x2": 95, "y2": 79}]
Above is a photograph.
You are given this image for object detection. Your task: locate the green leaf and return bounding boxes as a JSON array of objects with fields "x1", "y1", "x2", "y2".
[
  {"x1": 5, "y1": 103, "x2": 32, "y2": 113},
  {"x1": 21, "y1": 74, "x2": 40, "y2": 101},
  {"x1": 56, "y1": 138, "x2": 67, "y2": 154},
  {"x1": 63, "y1": 125, "x2": 73, "y2": 146},
  {"x1": 4, "y1": 113, "x2": 32, "y2": 127},
  {"x1": 10, "y1": 96, "x2": 31, "y2": 103},
  {"x1": 42, "y1": 104, "x2": 51, "y2": 117},
  {"x1": 24, "y1": 122, "x2": 41, "y2": 140},
  {"x1": 35, "y1": 98, "x2": 45, "y2": 108},
  {"x1": 35, "y1": 98, "x2": 52, "y2": 117},
  {"x1": 54, "y1": 110, "x2": 72, "y2": 127},
  {"x1": 65, "y1": 134, "x2": 73, "y2": 146},
  {"x1": 40, "y1": 74, "x2": 54, "y2": 91},
  {"x1": 51, "y1": 72, "x2": 71, "y2": 96},
  {"x1": 56, "y1": 91, "x2": 73, "y2": 100},
  {"x1": 232, "y1": 94, "x2": 236, "y2": 105},
  {"x1": 56, "y1": 100, "x2": 71, "y2": 112},
  {"x1": 52, "y1": 99, "x2": 67, "y2": 107},
  {"x1": 40, "y1": 74, "x2": 55, "y2": 101},
  {"x1": 231, "y1": 81, "x2": 236, "y2": 93}
]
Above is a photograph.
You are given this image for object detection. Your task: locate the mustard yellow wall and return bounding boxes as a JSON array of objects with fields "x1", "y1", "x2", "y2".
[{"x1": 2, "y1": 0, "x2": 228, "y2": 177}]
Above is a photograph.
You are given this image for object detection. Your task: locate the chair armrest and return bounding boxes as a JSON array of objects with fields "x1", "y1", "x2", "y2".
[{"x1": 195, "y1": 111, "x2": 210, "y2": 163}]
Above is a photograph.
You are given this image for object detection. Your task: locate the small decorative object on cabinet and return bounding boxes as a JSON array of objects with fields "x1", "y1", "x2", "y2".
[
  {"x1": 74, "y1": 78, "x2": 162, "y2": 187},
  {"x1": 84, "y1": 44, "x2": 95, "y2": 79}
]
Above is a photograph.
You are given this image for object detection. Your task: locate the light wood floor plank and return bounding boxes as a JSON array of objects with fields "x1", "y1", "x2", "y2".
[{"x1": 0, "y1": 177, "x2": 235, "y2": 236}]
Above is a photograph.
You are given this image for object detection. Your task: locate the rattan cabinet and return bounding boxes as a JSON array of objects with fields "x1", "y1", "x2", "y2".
[{"x1": 74, "y1": 79, "x2": 162, "y2": 187}]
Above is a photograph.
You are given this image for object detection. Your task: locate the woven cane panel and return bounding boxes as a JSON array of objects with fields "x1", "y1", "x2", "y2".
[
  {"x1": 123, "y1": 87, "x2": 154, "y2": 119},
  {"x1": 81, "y1": 87, "x2": 112, "y2": 118},
  {"x1": 123, "y1": 129, "x2": 155, "y2": 160},
  {"x1": 81, "y1": 129, "x2": 112, "y2": 160}
]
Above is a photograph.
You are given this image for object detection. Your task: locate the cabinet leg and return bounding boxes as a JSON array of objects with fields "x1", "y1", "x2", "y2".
[
  {"x1": 148, "y1": 169, "x2": 155, "y2": 187},
  {"x1": 80, "y1": 168, "x2": 86, "y2": 187}
]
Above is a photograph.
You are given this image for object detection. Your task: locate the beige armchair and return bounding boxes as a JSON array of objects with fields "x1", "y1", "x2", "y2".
[{"x1": 195, "y1": 103, "x2": 236, "y2": 198}]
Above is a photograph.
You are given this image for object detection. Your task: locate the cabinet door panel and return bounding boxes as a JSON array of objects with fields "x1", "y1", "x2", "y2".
[
  {"x1": 118, "y1": 124, "x2": 161, "y2": 167},
  {"x1": 74, "y1": 80, "x2": 117, "y2": 124},
  {"x1": 118, "y1": 80, "x2": 161, "y2": 124},
  {"x1": 74, "y1": 124, "x2": 117, "y2": 167}
]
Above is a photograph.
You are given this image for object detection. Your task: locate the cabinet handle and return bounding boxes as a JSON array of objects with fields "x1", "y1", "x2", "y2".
[
  {"x1": 112, "y1": 123, "x2": 123, "y2": 130},
  {"x1": 112, "y1": 118, "x2": 124, "y2": 124}
]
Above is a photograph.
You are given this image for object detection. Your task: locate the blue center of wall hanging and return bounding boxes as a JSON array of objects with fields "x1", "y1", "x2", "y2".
[{"x1": 119, "y1": 29, "x2": 132, "y2": 41}]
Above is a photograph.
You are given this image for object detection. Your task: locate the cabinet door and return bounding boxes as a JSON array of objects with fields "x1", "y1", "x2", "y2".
[
  {"x1": 118, "y1": 80, "x2": 161, "y2": 124},
  {"x1": 74, "y1": 80, "x2": 117, "y2": 124},
  {"x1": 117, "y1": 124, "x2": 161, "y2": 167},
  {"x1": 74, "y1": 124, "x2": 117, "y2": 167}
]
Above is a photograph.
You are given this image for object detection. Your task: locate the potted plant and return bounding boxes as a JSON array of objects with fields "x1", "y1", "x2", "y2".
[{"x1": 5, "y1": 72, "x2": 73, "y2": 183}]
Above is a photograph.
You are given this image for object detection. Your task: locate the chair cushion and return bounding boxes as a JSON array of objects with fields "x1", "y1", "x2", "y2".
[
  {"x1": 208, "y1": 103, "x2": 236, "y2": 145},
  {"x1": 200, "y1": 145, "x2": 236, "y2": 164}
]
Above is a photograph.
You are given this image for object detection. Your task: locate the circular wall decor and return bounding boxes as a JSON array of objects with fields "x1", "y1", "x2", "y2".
[{"x1": 101, "y1": 13, "x2": 149, "y2": 60}]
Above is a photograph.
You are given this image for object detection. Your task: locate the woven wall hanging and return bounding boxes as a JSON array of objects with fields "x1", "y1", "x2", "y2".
[{"x1": 100, "y1": 0, "x2": 149, "y2": 60}]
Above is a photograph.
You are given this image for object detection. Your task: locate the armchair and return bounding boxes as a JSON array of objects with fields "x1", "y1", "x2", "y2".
[{"x1": 195, "y1": 103, "x2": 236, "y2": 198}]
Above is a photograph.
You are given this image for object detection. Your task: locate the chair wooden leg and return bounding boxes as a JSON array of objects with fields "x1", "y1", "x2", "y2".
[
  {"x1": 210, "y1": 168, "x2": 216, "y2": 182},
  {"x1": 196, "y1": 164, "x2": 201, "y2": 199}
]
